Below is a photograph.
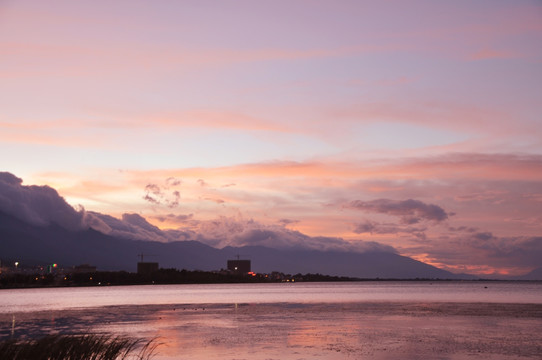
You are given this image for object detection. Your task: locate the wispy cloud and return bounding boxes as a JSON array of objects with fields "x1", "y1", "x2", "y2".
[{"x1": 469, "y1": 48, "x2": 518, "y2": 61}]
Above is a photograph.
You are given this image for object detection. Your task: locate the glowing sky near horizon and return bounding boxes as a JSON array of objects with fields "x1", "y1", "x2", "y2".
[{"x1": 1, "y1": 0, "x2": 541, "y2": 275}]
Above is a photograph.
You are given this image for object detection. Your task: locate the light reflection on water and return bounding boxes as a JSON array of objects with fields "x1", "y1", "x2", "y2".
[{"x1": 1, "y1": 281, "x2": 541, "y2": 314}]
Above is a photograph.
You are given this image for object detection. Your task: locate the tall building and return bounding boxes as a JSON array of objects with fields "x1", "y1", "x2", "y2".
[
  {"x1": 137, "y1": 254, "x2": 158, "y2": 275},
  {"x1": 227, "y1": 259, "x2": 251, "y2": 274}
]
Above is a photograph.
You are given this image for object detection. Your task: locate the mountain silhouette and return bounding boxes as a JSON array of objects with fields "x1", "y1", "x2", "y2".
[
  {"x1": 0, "y1": 211, "x2": 474, "y2": 279},
  {"x1": 511, "y1": 267, "x2": 542, "y2": 281}
]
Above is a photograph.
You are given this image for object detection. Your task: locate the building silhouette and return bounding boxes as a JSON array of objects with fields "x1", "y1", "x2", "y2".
[
  {"x1": 137, "y1": 253, "x2": 158, "y2": 275},
  {"x1": 137, "y1": 262, "x2": 159, "y2": 275},
  {"x1": 72, "y1": 264, "x2": 97, "y2": 273},
  {"x1": 227, "y1": 259, "x2": 251, "y2": 274}
]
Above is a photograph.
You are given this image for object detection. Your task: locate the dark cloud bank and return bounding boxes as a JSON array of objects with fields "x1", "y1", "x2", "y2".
[{"x1": 0, "y1": 172, "x2": 84, "y2": 231}]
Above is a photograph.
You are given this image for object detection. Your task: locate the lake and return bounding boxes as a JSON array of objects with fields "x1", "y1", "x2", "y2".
[
  {"x1": 1, "y1": 281, "x2": 541, "y2": 313},
  {"x1": 1, "y1": 282, "x2": 542, "y2": 359}
]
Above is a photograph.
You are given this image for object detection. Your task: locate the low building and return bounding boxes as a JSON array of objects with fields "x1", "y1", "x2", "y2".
[
  {"x1": 227, "y1": 259, "x2": 251, "y2": 274},
  {"x1": 72, "y1": 264, "x2": 97, "y2": 273},
  {"x1": 137, "y1": 262, "x2": 159, "y2": 275}
]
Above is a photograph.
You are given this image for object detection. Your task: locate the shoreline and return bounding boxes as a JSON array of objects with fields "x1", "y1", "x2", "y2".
[{"x1": 1, "y1": 277, "x2": 540, "y2": 291}]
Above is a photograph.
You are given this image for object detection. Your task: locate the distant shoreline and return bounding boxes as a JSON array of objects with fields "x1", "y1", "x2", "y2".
[{"x1": 1, "y1": 268, "x2": 539, "y2": 290}]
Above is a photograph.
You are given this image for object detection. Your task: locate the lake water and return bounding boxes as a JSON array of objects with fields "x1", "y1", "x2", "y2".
[
  {"x1": 1, "y1": 282, "x2": 542, "y2": 359},
  {"x1": 1, "y1": 281, "x2": 541, "y2": 314}
]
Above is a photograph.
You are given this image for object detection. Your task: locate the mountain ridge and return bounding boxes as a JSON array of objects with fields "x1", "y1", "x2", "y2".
[{"x1": 0, "y1": 211, "x2": 476, "y2": 279}]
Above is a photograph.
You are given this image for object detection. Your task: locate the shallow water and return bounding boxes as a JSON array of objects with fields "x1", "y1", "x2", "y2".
[
  {"x1": 1, "y1": 282, "x2": 541, "y2": 359},
  {"x1": 1, "y1": 281, "x2": 541, "y2": 313},
  {"x1": 1, "y1": 302, "x2": 541, "y2": 359}
]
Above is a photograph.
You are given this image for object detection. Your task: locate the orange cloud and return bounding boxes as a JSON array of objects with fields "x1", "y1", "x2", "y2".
[
  {"x1": 324, "y1": 101, "x2": 524, "y2": 136},
  {"x1": 149, "y1": 110, "x2": 290, "y2": 133},
  {"x1": 469, "y1": 48, "x2": 517, "y2": 61},
  {"x1": 390, "y1": 154, "x2": 542, "y2": 181}
]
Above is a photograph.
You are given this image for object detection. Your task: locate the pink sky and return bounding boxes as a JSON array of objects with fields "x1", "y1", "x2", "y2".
[{"x1": 1, "y1": 0, "x2": 541, "y2": 276}]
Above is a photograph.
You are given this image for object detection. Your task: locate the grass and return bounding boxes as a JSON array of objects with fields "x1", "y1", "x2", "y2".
[{"x1": 0, "y1": 334, "x2": 160, "y2": 360}]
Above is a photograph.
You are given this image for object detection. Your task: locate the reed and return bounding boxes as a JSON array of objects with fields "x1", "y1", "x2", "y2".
[{"x1": 0, "y1": 334, "x2": 159, "y2": 360}]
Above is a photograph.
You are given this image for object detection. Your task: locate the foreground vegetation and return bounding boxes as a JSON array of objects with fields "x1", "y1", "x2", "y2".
[{"x1": 0, "y1": 334, "x2": 159, "y2": 360}]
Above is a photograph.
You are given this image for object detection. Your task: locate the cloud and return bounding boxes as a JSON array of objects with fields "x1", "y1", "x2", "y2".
[
  {"x1": 143, "y1": 194, "x2": 160, "y2": 204},
  {"x1": 0, "y1": 172, "x2": 23, "y2": 186},
  {"x1": 169, "y1": 191, "x2": 180, "y2": 208},
  {"x1": 0, "y1": 172, "x2": 190, "y2": 242},
  {"x1": 84, "y1": 211, "x2": 198, "y2": 242},
  {"x1": 439, "y1": 233, "x2": 542, "y2": 273},
  {"x1": 84, "y1": 211, "x2": 172, "y2": 242},
  {"x1": 448, "y1": 226, "x2": 477, "y2": 233},
  {"x1": 349, "y1": 198, "x2": 449, "y2": 224},
  {"x1": 353, "y1": 220, "x2": 378, "y2": 234},
  {"x1": 191, "y1": 216, "x2": 396, "y2": 254},
  {"x1": 498, "y1": 236, "x2": 542, "y2": 269},
  {"x1": 153, "y1": 213, "x2": 194, "y2": 224},
  {"x1": 145, "y1": 183, "x2": 161, "y2": 196},
  {"x1": 143, "y1": 183, "x2": 162, "y2": 204},
  {"x1": 227, "y1": 228, "x2": 395, "y2": 253},
  {"x1": 61, "y1": 151, "x2": 539, "y2": 184},
  {"x1": 203, "y1": 197, "x2": 225, "y2": 204},
  {"x1": 85, "y1": 211, "x2": 396, "y2": 253},
  {"x1": 352, "y1": 219, "x2": 428, "y2": 241},
  {"x1": 166, "y1": 177, "x2": 181, "y2": 186},
  {"x1": 0, "y1": 172, "x2": 84, "y2": 231},
  {"x1": 143, "y1": 180, "x2": 181, "y2": 208},
  {"x1": 469, "y1": 48, "x2": 516, "y2": 61},
  {"x1": 122, "y1": 213, "x2": 163, "y2": 235},
  {"x1": 277, "y1": 218, "x2": 299, "y2": 226},
  {"x1": 473, "y1": 232, "x2": 494, "y2": 241},
  {"x1": 393, "y1": 154, "x2": 542, "y2": 182},
  {"x1": 402, "y1": 230, "x2": 542, "y2": 275}
]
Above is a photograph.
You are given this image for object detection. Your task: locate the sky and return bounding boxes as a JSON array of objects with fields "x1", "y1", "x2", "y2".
[{"x1": 1, "y1": 0, "x2": 541, "y2": 276}]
